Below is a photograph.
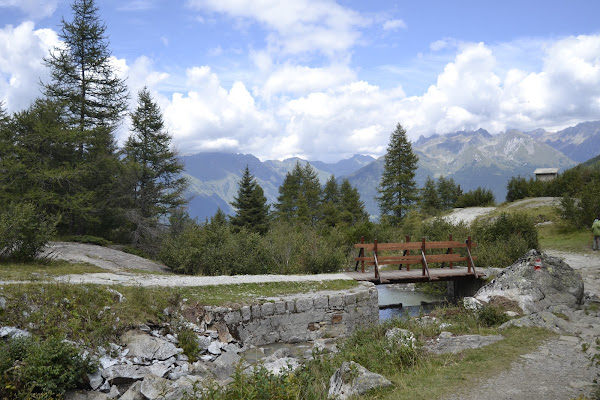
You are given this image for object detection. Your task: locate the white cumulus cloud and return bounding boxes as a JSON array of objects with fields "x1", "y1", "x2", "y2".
[
  {"x1": 0, "y1": 21, "x2": 58, "y2": 111},
  {"x1": 186, "y1": 0, "x2": 367, "y2": 58}
]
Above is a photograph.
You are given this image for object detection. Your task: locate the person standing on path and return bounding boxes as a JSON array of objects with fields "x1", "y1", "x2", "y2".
[{"x1": 592, "y1": 214, "x2": 600, "y2": 251}]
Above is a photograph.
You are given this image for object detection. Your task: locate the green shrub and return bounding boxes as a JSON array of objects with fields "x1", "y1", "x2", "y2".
[
  {"x1": 477, "y1": 305, "x2": 510, "y2": 327},
  {"x1": 0, "y1": 336, "x2": 95, "y2": 399},
  {"x1": 473, "y1": 212, "x2": 538, "y2": 268},
  {"x1": 455, "y1": 187, "x2": 495, "y2": 208},
  {"x1": 178, "y1": 328, "x2": 200, "y2": 362},
  {"x1": 0, "y1": 202, "x2": 58, "y2": 262}
]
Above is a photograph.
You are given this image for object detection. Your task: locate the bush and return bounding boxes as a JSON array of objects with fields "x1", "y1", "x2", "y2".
[
  {"x1": 0, "y1": 202, "x2": 58, "y2": 262},
  {"x1": 473, "y1": 212, "x2": 538, "y2": 268},
  {"x1": 455, "y1": 187, "x2": 495, "y2": 208},
  {"x1": 0, "y1": 336, "x2": 95, "y2": 399},
  {"x1": 477, "y1": 304, "x2": 510, "y2": 327}
]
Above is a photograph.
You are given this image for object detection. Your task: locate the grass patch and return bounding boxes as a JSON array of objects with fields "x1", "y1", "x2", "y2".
[
  {"x1": 538, "y1": 224, "x2": 593, "y2": 253},
  {"x1": 0, "y1": 260, "x2": 105, "y2": 280},
  {"x1": 377, "y1": 327, "x2": 555, "y2": 400}
]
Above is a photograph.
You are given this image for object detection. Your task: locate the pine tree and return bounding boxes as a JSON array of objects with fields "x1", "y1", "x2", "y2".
[
  {"x1": 376, "y1": 123, "x2": 419, "y2": 224},
  {"x1": 42, "y1": 0, "x2": 129, "y2": 235},
  {"x1": 321, "y1": 175, "x2": 341, "y2": 227},
  {"x1": 275, "y1": 161, "x2": 322, "y2": 225},
  {"x1": 43, "y1": 0, "x2": 128, "y2": 135},
  {"x1": 122, "y1": 87, "x2": 187, "y2": 246},
  {"x1": 230, "y1": 166, "x2": 270, "y2": 234},
  {"x1": 339, "y1": 178, "x2": 369, "y2": 225},
  {"x1": 437, "y1": 176, "x2": 461, "y2": 209},
  {"x1": 420, "y1": 176, "x2": 440, "y2": 215}
]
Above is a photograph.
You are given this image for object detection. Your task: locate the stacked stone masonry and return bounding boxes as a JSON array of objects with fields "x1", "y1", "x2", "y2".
[{"x1": 203, "y1": 282, "x2": 379, "y2": 346}]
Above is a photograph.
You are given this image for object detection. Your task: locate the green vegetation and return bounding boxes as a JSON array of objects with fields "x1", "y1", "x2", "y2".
[
  {"x1": 0, "y1": 203, "x2": 58, "y2": 262},
  {"x1": 231, "y1": 166, "x2": 271, "y2": 235},
  {"x1": 0, "y1": 260, "x2": 104, "y2": 281},
  {"x1": 0, "y1": 336, "x2": 96, "y2": 399},
  {"x1": 377, "y1": 123, "x2": 419, "y2": 224}
]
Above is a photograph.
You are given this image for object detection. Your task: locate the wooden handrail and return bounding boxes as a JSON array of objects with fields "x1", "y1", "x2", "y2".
[{"x1": 354, "y1": 236, "x2": 478, "y2": 274}]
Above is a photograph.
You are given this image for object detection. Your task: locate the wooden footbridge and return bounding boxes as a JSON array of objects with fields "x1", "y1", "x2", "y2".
[{"x1": 346, "y1": 236, "x2": 485, "y2": 284}]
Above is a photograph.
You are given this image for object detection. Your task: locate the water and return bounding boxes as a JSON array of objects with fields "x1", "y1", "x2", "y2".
[{"x1": 377, "y1": 284, "x2": 446, "y2": 320}]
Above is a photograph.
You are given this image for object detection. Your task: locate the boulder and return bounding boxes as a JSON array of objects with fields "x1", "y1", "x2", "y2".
[
  {"x1": 118, "y1": 381, "x2": 144, "y2": 400},
  {"x1": 473, "y1": 250, "x2": 584, "y2": 314},
  {"x1": 328, "y1": 361, "x2": 392, "y2": 399},
  {"x1": 121, "y1": 331, "x2": 181, "y2": 361},
  {"x1": 102, "y1": 362, "x2": 171, "y2": 384},
  {"x1": 499, "y1": 311, "x2": 575, "y2": 334},
  {"x1": 65, "y1": 391, "x2": 109, "y2": 400},
  {"x1": 139, "y1": 373, "x2": 201, "y2": 400}
]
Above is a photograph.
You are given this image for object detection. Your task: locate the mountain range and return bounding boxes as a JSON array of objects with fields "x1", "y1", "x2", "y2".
[{"x1": 181, "y1": 121, "x2": 600, "y2": 220}]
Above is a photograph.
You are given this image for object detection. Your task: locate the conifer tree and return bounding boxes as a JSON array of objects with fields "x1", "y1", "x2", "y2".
[
  {"x1": 339, "y1": 178, "x2": 369, "y2": 225},
  {"x1": 437, "y1": 176, "x2": 461, "y2": 209},
  {"x1": 376, "y1": 123, "x2": 419, "y2": 224},
  {"x1": 230, "y1": 166, "x2": 270, "y2": 234},
  {"x1": 0, "y1": 99, "x2": 90, "y2": 232},
  {"x1": 275, "y1": 161, "x2": 322, "y2": 225},
  {"x1": 321, "y1": 175, "x2": 340, "y2": 227},
  {"x1": 122, "y1": 87, "x2": 187, "y2": 246},
  {"x1": 420, "y1": 176, "x2": 440, "y2": 214},
  {"x1": 42, "y1": 0, "x2": 128, "y2": 235}
]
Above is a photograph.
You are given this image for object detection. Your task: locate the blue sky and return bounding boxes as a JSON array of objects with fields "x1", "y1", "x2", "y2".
[{"x1": 1, "y1": 0, "x2": 600, "y2": 162}]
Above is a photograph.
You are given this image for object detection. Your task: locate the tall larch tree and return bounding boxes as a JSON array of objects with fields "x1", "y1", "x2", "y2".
[
  {"x1": 339, "y1": 178, "x2": 369, "y2": 225},
  {"x1": 42, "y1": 0, "x2": 129, "y2": 235},
  {"x1": 376, "y1": 123, "x2": 419, "y2": 224},
  {"x1": 122, "y1": 87, "x2": 187, "y2": 247},
  {"x1": 230, "y1": 166, "x2": 270, "y2": 234}
]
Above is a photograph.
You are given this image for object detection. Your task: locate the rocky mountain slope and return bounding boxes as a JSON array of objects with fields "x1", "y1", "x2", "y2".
[{"x1": 182, "y1": 121, "x2": 599, "y2": 220}]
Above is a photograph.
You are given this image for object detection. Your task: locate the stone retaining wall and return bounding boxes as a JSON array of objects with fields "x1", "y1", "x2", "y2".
[{"x1": 200, "y1": 282, "x2": 379, "y2": 346}]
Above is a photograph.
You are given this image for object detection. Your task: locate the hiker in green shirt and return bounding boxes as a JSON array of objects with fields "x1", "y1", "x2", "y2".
[{"x1": 593, "y1": 215, "x2": 600, "y2": 251}]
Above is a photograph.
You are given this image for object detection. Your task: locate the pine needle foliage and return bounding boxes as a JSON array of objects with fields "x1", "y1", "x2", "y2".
[{"x1": 377, "y1": 123, "x2": 419, "y2": 224}]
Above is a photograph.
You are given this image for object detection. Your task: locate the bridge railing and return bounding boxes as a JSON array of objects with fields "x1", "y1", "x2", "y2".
[{"x1": 354, "y1": 235, "x2": 478, "y2": 283}]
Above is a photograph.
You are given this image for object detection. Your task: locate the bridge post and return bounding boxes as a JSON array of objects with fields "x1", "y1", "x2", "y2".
[
  {"x1": 421, "y1": 237, "x2": 426, "y2": 276},
  {"x1": 466, "y1": 236, "x2": 473, "y2": 274}
]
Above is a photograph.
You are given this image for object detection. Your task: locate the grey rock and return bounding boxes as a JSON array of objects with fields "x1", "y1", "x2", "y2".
[
  {"x1": 463, "y1": 296, "x2": 484, "y2": 311},
  {"x1": 65, "y1": 391, "x2": 109, "y2": 400},
  {"x1": 102, "y1": 362, "x2": 170, "y2": 384},
  {"x1": 0, "y1": 297, "x2": 6, "y2": 310},
  {"x1": 213, "y1": 349, "x2": 242, "y2": 379},
  {"x1": 87, "y1": 370, "x2": 104, "y2": 390},
  {"x1": 474, "y1": 250, "x2": 584, "y2": 314},
  {"x1": 121, "y1": 330, "x2": 181, "y2": 361},
  {"x1": 197, "y1": 335, "x2": 212, "y2": 351},
  {"x1": 118, "y1": 381, "x2": 144, "y2": 400},
  {"x1": 263, "y1": 357, "x2": 299, "y2": 375},
  {"x1": 426, "y1": 333, "x2": 503, "y2": 354},
  {"x1": 328, "y1": 361, "x2": 393, "y2": 399},
  {"x1": 208, "y1": 341, "x2": 222, "y2": 355},
  {"x1": 0, "y1": 326, "x2": 30, "y2": 339},
  {"x1": 140, "y1": 374, "x2": 183, "y2": 400},
  {"x1": 499, "y1": 311, "x2": 575, "y2": 333},
  {"x1": 106, "y1": 385, "x2": 120, "y2": 399}
]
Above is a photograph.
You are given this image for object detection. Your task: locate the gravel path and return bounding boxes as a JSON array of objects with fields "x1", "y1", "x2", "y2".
[
  {"x1": 38, "y1": 241, "x2": 352, "y2": 286},
  {"x1": 443, "y1": 250, "x2": 600, "y2": 400}
]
